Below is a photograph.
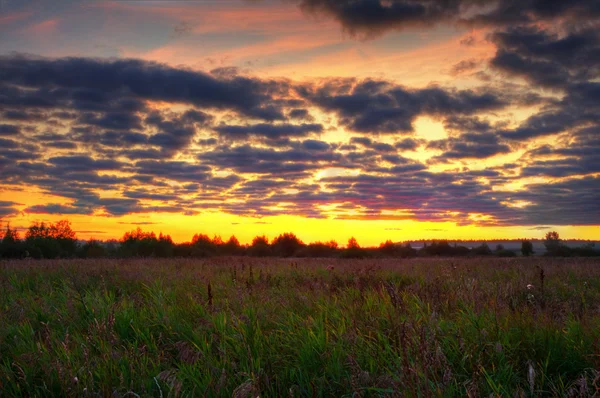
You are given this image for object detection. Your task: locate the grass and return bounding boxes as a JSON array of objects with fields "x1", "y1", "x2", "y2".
[{"x1": 1, "y1": 257, "x2": 600, "y2": 397}]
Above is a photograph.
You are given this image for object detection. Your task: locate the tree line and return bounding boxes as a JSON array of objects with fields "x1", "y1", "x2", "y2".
[{"x1": 0, "y1": 220, "x2": 598, "y2": 259}]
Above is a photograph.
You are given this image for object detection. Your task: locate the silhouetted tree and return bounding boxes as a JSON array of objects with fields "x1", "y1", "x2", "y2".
[
  {"x1": 421, "y1": 240, "x2": 450, "y2": 256},
  {"x1": 0, "y1": 223, "x2": 25, "y2": 258},
  {"x1": 342, "y1": 237, "x2": 365, "y2": 258},
  {"x1": 521, "y1": 240, "x2": 534, "y2": 256},
  {"x1": 211, "y1": 235, "x2": 224, "y2": 246},
  {"x1": 25, "y1": 221, "x2": 73, "y2": 258},
  {"x1": 248, "y1": 235, "x2": 271, "y2": 257},
  {"x1": 271, "y1": 233, "x2": 304, "y2": 257},
  {"x1": 191, "y1": 233, "x2": 216, "y2": 257},
  {"x1": 398, "y1": 242, "x2": 417, "y2": 258},
  {"x1": 50, "y1": 220, "x2": 77, "y2": 256},
  {"x1": 378, "y1": 240, "x2": 397, "y2": 257},
  {"x1": 297, "y1": 240, "x2": 338, "y2": 257},
  {"x1": 80, "y1": 239, "x2": 106, "y2": 258},
  {"x1": 223, "y1": 235, "x2": 242, "y2": 255},
  {"x1": 472, "y1": 243, "x2": 492, "y2": 256},
  {"x1": 155, "y1": 233, "x2": 175, "y2": 257},
  {"x1": 544, "y1": 231, "x2": 562, "y2": 254},
  {"x1": 347, "y1": 237, "x2": 360, "y2": 250},
  {"x1": 1, "y1": 223, "x2": 19, "y2": 244},
  {"x1": 120, "y1": 227, "x2": 160, "y2": 257},
  {"x1": 418, "y1": 240, "x2": 469, "y2": 256},
  {"x1": 5, "y1": 216, "x2": 589, "y2": 260},
  {"x1": 571, "y1": 243, "x2": 599, "y2": 257}
]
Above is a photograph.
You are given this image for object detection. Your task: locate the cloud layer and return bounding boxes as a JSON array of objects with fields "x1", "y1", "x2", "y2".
[{"x1": 0, "y1": 0, "x2": 599, "y2": 229}]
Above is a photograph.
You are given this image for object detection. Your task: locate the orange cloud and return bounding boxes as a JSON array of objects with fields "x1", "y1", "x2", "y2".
[{"x1": 23, "y1": 18, "x2": 59, "y2": 35}]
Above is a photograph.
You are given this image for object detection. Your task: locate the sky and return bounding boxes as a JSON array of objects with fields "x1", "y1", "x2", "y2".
[{"x1": 0, "y1": 0, "x2": 599, "y2": 245}]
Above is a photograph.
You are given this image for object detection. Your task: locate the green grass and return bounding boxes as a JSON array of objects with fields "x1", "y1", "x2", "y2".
[{"x1": 1, "y1": 257, "x2": 600, "y2": 397}]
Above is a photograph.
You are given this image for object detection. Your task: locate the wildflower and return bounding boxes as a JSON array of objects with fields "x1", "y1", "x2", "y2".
[{"x1": 527, "y1": 284, "x2": 534, "y2": 290}]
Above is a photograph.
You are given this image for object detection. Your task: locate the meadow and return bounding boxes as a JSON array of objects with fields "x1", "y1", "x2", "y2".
[{"x1": 1, "y1": 257, "x2": 600, "y2": 397}]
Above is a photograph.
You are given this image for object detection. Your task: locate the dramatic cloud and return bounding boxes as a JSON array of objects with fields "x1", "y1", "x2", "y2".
[
  {"x1": 0, "y1": 55, "x2": 290, "y2": 120},
  {"x1": 214, "y1": 123, "x2": 323, "y2": 140},
  {"x1": 428, "y1": 133, "x2": 512, "y2": 161},
  {"x1": 299, "y1": 79, "x2": 511, "y2": 134},
  {"x1": 0, "y1": 201, "x2": 20, "y2": 217},
  {"x1": 1, "y1": 0, "x2": 599, "y2": 233},
  {"x1": 295, "y1": 0, "x2": 600, "y2": 37},
  {"x1": 490, "y1": 27, "x2": 600, "y2": 88}
]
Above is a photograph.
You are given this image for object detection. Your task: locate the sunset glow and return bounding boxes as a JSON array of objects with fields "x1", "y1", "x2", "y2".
[{"x1": 1, "y1": 0, "x2": 599, "y2": 244}]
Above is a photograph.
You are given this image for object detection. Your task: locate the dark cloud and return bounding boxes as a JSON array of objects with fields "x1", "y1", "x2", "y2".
[
  {"x1": 214, "y1": 123, "x2": 323, "y2": 140},
  {"x1": 122, "y1": 190, "x2": 180, "y2": 201},
  {"x1": 428, "y1": 133, "x2": 512, "y2": 161},
  {"x1": 98, "y1": 131, "x2": 148, "y2": 147},
  {"x1": 77, "y1": 111, "x2": 143, "y2": 130},
  {"x1": 3, "y1": 110, "x2": 46, "y2": 122},
  {"x1": 350, "y1": 137, "x2": 395, "y2": 152},
  {"x1": 302, "y1": 139, "x2": 331, "y2": 151},
  {"x1": 490, "y1": 27, "x2": 600, "y2": 88},
  {"x1": 24, "y1": 198, "x2": 188, "y2": 217},
  {"x1": 394, "y1": 138, "x2": 421, "y2": 151},
  {"x1": 0, "y1": 124, "x2": 20, "y2": 136},
  {"x1": 0, "y1": 201, "x2": 20, "y2": 217},
  {"x1": 45, "y1": 141, "x2": 78, "y2": 149},
  {"x1": 517, "y1": 127, "x2": 600, "y2": 178},
  {"x1": 499, "y1": 83, "x2": 600, "y2": 140},
  {"x1": 300, "y1": 79, "x2": 509, "y2": 134},
  {"x1": 288, "y1": 108, "x2": 313, "y2": 120},
  {"x1": 197, "y1": 138, "x2": 218, "y2": 146},
  {"x1": 0, "y1": 55, "x2": 290, "y2": 121},
  {"x1": 529, "y1": 226, "x2": 552, "y2": 230},
  {"x1": 507, "y1": 176, "x2": 600, "y2": 225},
  {"x1": 48, "y1": 155, "x2": 124, "y2": 172},
  {"x1": 0, "y1": 47, "x2": 598, "y2": 226},
  {"x1": 202, "y1": 144, "x2": 342, "y2": 176},
  {"x1": 0, "y1": 139, "x2": 21, "y2": 150},
  {"x1": 295, "y1": 0, "x2": 600, "y2": 38},
  {"x1": 298, "y1": 0, "x2": 461, "y2": 38},
  {"x1": 133, "y1": 160, "x2": 211, "y2": 182},
  {"x1": 25, "y1": 203, "x2": 93, "y2": 215}
]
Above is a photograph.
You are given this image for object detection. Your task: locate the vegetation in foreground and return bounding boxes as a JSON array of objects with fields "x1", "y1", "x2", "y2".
[{"x1": 1, "y1": 257, "x2": 600, "y2": 397}]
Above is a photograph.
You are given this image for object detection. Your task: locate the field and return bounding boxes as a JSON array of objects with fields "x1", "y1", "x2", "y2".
[{"x1": 1, "y1": 258, "x2": 600, "y2": 397}]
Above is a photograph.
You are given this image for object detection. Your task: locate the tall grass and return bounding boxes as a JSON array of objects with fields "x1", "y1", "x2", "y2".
[{"x1": 1, "y1": 257, "x2": 599, "y2": 396}]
